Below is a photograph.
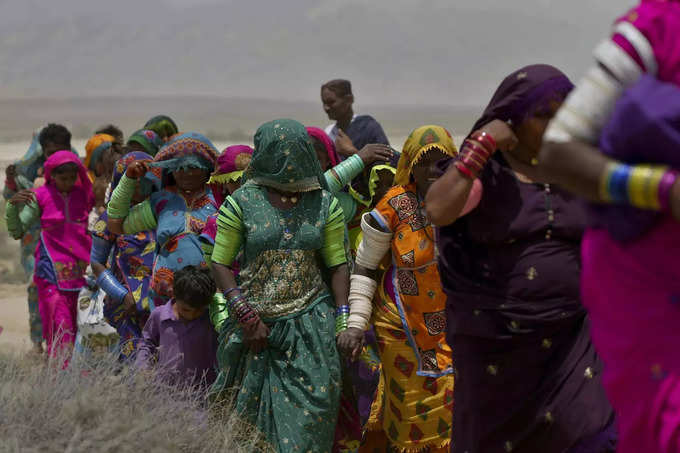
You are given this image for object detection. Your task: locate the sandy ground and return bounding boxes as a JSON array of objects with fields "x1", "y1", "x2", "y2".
[{"x1": 0, "y1": 283, "x2": 32, "y2": 352}]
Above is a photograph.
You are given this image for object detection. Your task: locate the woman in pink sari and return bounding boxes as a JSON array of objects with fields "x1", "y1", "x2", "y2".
[
  {"x1": 6, "y1": 151, "x2": 94, "y2": 362},
  {"x1": 535, "y1": 1, "x2": 680, "y2": 451}
]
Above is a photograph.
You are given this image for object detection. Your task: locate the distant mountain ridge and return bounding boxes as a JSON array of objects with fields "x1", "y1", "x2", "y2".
[{"x1": 0, "y1": 0, "x2": 629, "y2": 105}]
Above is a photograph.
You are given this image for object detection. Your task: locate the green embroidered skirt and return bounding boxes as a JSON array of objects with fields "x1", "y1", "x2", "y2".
[{"x1": 211, "y1": 296, "x2": 341, "y2": 453}]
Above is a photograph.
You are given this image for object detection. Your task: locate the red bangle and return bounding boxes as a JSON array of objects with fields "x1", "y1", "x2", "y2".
[
  {"x1": 471, "y1": 131, "x2": 497, "y2": 154},
  {"x1": 464, "y1": 141, "x2": 491, "y2": 160},
  {"x1": 454, "y1": 161, "x2": 476, "y2": 179}
]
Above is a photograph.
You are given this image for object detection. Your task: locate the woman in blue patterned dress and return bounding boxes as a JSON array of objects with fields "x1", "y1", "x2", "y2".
[{"x1": 106, "y1": 133, "x2": 218, "y2": 307}]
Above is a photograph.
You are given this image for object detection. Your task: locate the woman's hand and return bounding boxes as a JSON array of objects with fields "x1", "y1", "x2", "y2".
[
  {"x1": 475, "y1": 119, "x2": 518, "y2": 152},
  {"x1": 335, "y1": 130, "x2": 358, "y2": 158},
  {"x1": 357, "y1": 144, "x2": 394, "y2": 166},
  {"x1": 9, "y1": 189, "x2": 35, "y2": 205},
  {"x1": 126, "y1": 160, "x2": 151, "y2": 179},
  {"x1": 122, "y1": 292, "x2": 136, "y2": 316},
  {"x1": 243, "y1": 319, "x2": 270, "y2": 353},
  {"x1": 336, "y1": 327, "x2": 364, "y2": 361}
]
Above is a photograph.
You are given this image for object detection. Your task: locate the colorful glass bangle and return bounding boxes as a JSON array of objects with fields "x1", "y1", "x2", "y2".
[
  {"x1": 96, "y1": 269, "x2": 129, "y2": 303},
  {"x1": 600, "y1": 162, "x2": 677, "y2": 211},
  {"x1": 470, "y1": 131, "x2": 497, "y2": 154},
  {"x1": 464, "y1": 141, "x2": 492, "y2": 160},
  {"x1": 222, "y1": 287, "x2": 241, "y2": 299},
  {"x1": 658, "y1": 170, "x2": 679, "y2": 212},
  {"x1": 335, "y1": 313, "x2": 349, "y2": 335},
  {"x1": 454, "y1": 161, "x2": 476, "y2": 179},
  {"x1": 335, "y1": 305, "x2": 350, "y2": 317}
]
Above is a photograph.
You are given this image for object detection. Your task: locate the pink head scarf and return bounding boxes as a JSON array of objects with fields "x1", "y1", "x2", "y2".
[
  {"x1": 44, "y1": 150, "x2": 93, "y2": 196},
  {"x1": 306, "y1": 127, "x2": 339, "y2": 167},
  {"x1": 208, "y1": 145, "x2": 254, "y2": 207},
  {"x1": 35, "y1": 150, "x2": 94, "y2": 290}
]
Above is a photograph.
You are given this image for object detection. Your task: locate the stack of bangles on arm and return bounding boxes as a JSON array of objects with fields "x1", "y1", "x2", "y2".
[
  {"x1": 600, "y1": 162, "x2": 680, "y2": 211},
  {"x1": 454, "y1": 131, "x2": 497, "y2": 179},
  {"x1": 335, "y1": 305, "x2": 350, "y2": 336},
  {"x1": 223, "y1": 287, "x2": 260, "y2": 328},
  {"x1": 96, "y1": 269, "x2": 129, "y2": 302}
]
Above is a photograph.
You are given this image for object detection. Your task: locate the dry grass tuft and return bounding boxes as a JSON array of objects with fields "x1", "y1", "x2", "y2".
[{"x1": 0, "y1": 350, "x2": 271, "y2": 453}]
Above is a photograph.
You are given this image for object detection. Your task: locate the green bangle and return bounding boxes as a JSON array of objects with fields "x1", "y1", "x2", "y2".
[{"x1": 107, "y1": 174, "x2": 137, "y2": 219}]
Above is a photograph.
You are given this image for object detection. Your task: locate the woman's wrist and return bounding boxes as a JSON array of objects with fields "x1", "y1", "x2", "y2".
[
  {"x1": 454, "y1": 132, "x2": 497, "y2": 180},
  {"x1": 224, "y1": 288, "x2": 261, "y2": 327},
  {"x1": 599, "y1": 162, "x2": 679, "y2": 212},
  {"x1": 335, "y1": 305, "x2": 350, "y2": 335}
]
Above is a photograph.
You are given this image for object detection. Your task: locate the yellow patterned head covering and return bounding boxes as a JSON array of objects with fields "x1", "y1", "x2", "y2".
[
  {"x1": 393, "y1": 125, "x2": 457, "y2": 186},
  {"x1": 84, "y1": 133, "x2": 115, "y2": 171}
]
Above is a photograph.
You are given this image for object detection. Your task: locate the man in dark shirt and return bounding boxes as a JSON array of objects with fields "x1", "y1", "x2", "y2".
[
  {"x1": 322, "y1": 79, "x2": 390, "y2": 157},
  {"x1": 321, "y1": 79, "x2": 393, "y2": 197}
]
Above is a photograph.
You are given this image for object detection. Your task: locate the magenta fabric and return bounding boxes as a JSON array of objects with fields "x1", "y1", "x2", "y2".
[
  {"x1": 613, "y1": 1, "x2": 680, "y2": 85},
  {"x1": 35, "y1": 276, "x2": 78, "y2": 361},
  {"x1": 215, "y1": 145, "x2": 254, "y2": 175},
  {"x1": 582, "y1": 218, "x2": 680, "y2": 453},
  {"x1": 210, "y1": 145, "x2": 253, "y2": 207},
  {"x1": 306, "y1": 127, "x2": 339, "y2": 167},
  {"x1": 34, "y1": 151, "x2": 93, "y2": 291}
]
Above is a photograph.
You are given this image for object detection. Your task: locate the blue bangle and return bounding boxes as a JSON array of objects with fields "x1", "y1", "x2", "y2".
[
  {"x1": 608, "y1": 164, "x2": 632, "y2": 204},
  {"x1": 96, "y1": 269, "x2": 129, "y2": 302},
  {"x1": 90, "y1": 236, "x2": 112, "y2": 264},
  {"x1": 335, "y1": 305, "x2": 350, "y2": 317}
]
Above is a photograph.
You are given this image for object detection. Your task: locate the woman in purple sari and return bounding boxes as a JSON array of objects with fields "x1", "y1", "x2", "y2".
[{"x1": 426, "y1": 64, "x2": 616, "y2": 453}]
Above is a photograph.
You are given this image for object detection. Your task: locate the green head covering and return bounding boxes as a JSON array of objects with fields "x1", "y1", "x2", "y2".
[
  {"x1": 243, "y1": 119, "x2": 328, "y2": 192},
  {"x1": 144, "y1": 115, "x2": 179, "y2": 139},
  {"x1": 127, "y1": 129, "x2": 164, "y2": 156}
]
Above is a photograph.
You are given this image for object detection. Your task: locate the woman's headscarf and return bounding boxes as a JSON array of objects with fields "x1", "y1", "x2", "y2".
[
  {"x1": 112, "y1": 151, "x2": 161, "y2": 195},
  {"x1": 394, "y1": 125, "x2": 458, "y2": 186},
  {"x1": 208, "y1": 145, "x2": 254, "y2": 207},
  {"x1": 144, "y1": 115, "x2": 179, "y2": 139},
  {"x1": 127, "y1": 129, "x2": 164, "y2": 156},
  {"x1": 44, "y1": 150, "x2": 93, "y2": 197},
  {"x1": 84, "y1": 133, "x2": 115, "y2": 172},
  {"x1": 306, "y1": 126, "x2": 339, "y2": 167},
  {"x1": 151, "y1": 132, "x2": 218, "y2": 187},
  {"x1": 470, "y1": 64, "x2": 574, "y2": 135},
  {"x1": 243, "y1": 119, "x2": 328, "y2": 192}
]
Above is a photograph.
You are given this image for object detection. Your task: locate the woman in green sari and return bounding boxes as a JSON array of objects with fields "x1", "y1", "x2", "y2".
[{"x1": 210, "y1": 119, "x2": 350, "y2": 453}]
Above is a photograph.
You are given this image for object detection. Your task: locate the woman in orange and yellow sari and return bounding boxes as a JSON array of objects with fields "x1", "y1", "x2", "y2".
[{"x1": 337, "y1": 125, "x2": 458, "y2": 452}]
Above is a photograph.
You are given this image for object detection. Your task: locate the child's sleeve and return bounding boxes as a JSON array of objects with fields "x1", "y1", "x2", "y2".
[
  {"x1": 5, "y1": 199, "x2": 40, "y2": 240},
  {"x1": 135, "y1": 311, "x2": 160, "y2": 371}
]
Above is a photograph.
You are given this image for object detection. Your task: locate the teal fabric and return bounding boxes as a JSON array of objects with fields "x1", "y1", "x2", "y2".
[
  {"x1": 210, "y1": 182, "x2": 346, "y2": 452},
  {"x1": 211, "y1": 298, "x2": 341, "y2": 453},
  {"x1": 244, "y1": 119, "x2": 328, "y2": 193}
]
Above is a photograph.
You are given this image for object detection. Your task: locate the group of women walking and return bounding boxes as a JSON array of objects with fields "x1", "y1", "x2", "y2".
[{"x1": 5, "y1": 0, "x2": 680, "y2": 451}]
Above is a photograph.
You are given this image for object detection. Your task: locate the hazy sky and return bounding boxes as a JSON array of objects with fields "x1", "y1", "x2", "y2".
[{"x1": 0, "y1": 0, "x2": 636, "y2": 106}]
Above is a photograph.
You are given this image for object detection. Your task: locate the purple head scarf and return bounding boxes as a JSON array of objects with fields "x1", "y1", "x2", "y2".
[{"x1": 469, "y1": 64, "x2": 574, "y2": 135}]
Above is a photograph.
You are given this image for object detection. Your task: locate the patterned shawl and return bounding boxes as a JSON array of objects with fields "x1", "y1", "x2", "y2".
[
  {"x1": 127, "y1": 129, "x2": 164, "y2": 156},
  {"x1": 144, "y1": 115, "x2": 179, "y2": 139},
  {"x1": 394, "y1": 125, "x2": 457, "y2": 186},
  {"x1": 243, "y1": 119, "x2": 328, "y2": 192},
  {"x1": 151, "y1": 132, "x2": 218, "y2": 187},
  {"x1": 84, "y1": 133, "x2": 115, "y2": 172}
]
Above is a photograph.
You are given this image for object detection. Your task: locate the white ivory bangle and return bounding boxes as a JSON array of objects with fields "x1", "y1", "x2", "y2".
[
  {"x1": 347, "y1": 274, "x2": 378, "y2": 330},
  {"x1": 545, "y1": 63, "x2": 623, "y2": 144},
  {"x1": 355, "y1": 213, "x2": 392, "y2": 270}
]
